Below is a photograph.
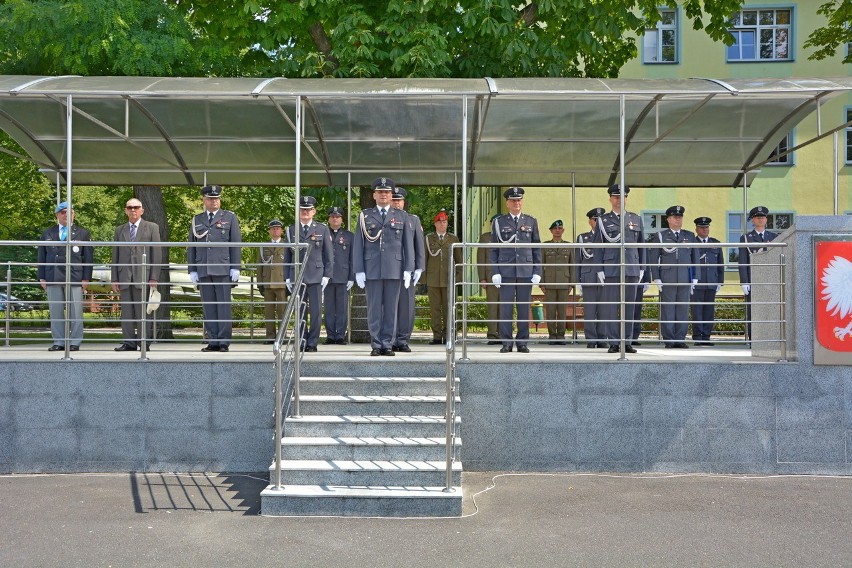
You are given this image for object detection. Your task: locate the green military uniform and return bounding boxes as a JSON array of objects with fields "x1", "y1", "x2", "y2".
[
  {"x1": 423, "y1": 212, "x2": 462, "y2": 344},
  {"x1": 541, "y1": 219, "x2": 574, "y2": 343},
  {"x1": 256, "y1": 219, "x2": 287, "y2": 340}
]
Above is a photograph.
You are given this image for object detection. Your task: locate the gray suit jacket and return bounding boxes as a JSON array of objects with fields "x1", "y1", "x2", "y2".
[
  {"x1": 111, "y1": 219, "x2": 163, "y2": 288},
  {"x1": 187, "y1": 209, "x2": 242, "y2": 277},
  {"x1": 353, "y1": 207, "x2": 415, "y2": 279},
  {"x1": 648, "y1": 229, "x2": 699, "y2": 283},
  {"x1": 285, "y1": 222, "x2": 334, "y2": 284}
]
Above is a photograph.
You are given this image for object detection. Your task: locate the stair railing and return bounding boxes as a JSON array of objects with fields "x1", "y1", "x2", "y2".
[
  {"x1": 444, "y1": 245, "x2": 461, "y2": 491},
  {"x1": 271, "y1": 243, "x2": 309, "y2": 490}
]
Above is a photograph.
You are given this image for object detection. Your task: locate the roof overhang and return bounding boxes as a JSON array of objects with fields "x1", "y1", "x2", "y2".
[{"x1": 0, "y1": 75, "x2": 850, "y2": 188}]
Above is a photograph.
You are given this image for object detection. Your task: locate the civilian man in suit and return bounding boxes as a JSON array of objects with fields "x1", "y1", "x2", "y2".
[
  {"x1": 188, "y1": 184, "x2": 242, "y2": 352},
  {"x1": 323, "y1": 206, "x2": 354, "y2": 345},
  {"x1": 691, "y1": 216, "x2": 724, "y2": 346},
  {"x1": 738, "y1": 205, "x2": 777, "y2": 343},
  {"x1": 591, "y1": 184, "x2": 646, "y2": 354},
  {"x1": 649, "y1": 205, "x2": 699, "y2": 348},
  {"x1": 391, "y1": 186, "x2": 425, "y2": 352},
  {"x1": 256, "y1": 219, "x2": 287, "y2": 343},
  {"x1": 490, "y1": 186, "x2": 542, "y2": 353},
  {"x1": 576, "y1": 207, "x2": 606, "y2": 348},
  {"x1": 37, "y1": 201, "x2": 93, "y2": 351},
  {"x1": 477, "y1": 214, "x2": 501, "y2": 344},
  {"x1": 285, "y1": 195, "x2": 334, "y2": 352},
  {"x1": 111, "y1": 197, "x2": 163, "y2": 351},
  {"x1": 353, "y1": 177, "x2": 415, "y2": 356},
  {"x1": 541, "y1": 219, "x2": 574, "y2": 345},
  {"x1": 423, "y1": 209, "x2": 462, "y2": 345}
]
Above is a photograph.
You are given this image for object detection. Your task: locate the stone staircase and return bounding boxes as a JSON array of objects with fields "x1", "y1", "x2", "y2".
[{"x1": 260, "y1": 375, "x2": 462, "y2": 517}]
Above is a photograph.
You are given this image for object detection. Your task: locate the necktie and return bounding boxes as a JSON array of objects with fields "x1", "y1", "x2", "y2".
[
  {"x1": 129, "y1": 224, "x2": 137, "y2": 241},
  {"x1": 513, "y1": 216, "x2": 518, "y2": 224},
  {"x1": 302, "y1": 225, "x2": 309, "y2": 237},
  {"x1": 673, "y1": 231, "x2": 679, "y2": 240},
  {"x1": 381, "y1": 209, "x2": 386, "y2": 222},
  {"x1": 758, "y1": 233, "x2": 764, "y2": 242},
  {"x1": 439, "y1": 234, "x2": 444, "y2": 241},
  {"x1": 59, "y1": 226, "x2": 67, "y2": 241},
  {"x1": 208, "y1": 212, "x2": 214, "y2": 224}
]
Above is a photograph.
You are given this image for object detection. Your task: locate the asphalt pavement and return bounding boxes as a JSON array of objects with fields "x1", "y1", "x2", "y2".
[{"x1": 1, "y1": 471, "x2": 851, "y2": 567}]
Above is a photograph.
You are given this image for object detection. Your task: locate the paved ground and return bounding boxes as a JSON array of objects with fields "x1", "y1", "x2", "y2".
[{"x1": 1, "y1": 471, "x2": 850, "y2": 567}]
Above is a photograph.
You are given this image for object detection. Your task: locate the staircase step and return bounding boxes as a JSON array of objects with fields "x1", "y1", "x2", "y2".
[
  {"x1": 300, "y1": 377, "x2": 456, "y2": 396},
  {"x1": 260, "y1": 484, "x2": 463, "y2": 517},
  {"x1": 298, "y1": 394, "x2": 457, "y2": 415},
  {"x1": 285, "y1": 415, "x2": 458, "y2": 437},
  {"x1": 269, "y1": 459, "x2": 462, "y2": 486},
  {"x1": 281, "y1": 436, "x2": 458, "y2": 460}
]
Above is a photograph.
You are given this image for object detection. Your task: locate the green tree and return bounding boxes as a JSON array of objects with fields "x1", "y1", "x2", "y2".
[{"x1": 804, "y1": 0, "x2": 852, "y2": 64}]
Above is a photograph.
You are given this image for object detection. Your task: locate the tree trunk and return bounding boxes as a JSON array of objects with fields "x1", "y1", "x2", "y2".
[
  {"x1": 134, "y1": 185, "x2": 174, "y2": 340},
  {"x1": 349, "y1": 186, "x2": 375, "y2": 344}
]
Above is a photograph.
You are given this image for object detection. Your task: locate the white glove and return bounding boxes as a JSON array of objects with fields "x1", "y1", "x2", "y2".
[
  {"x1": 716, "y1": 284, "x2": 722, "y2": 294},
  {"x1": 285, "y1": 278, "x2": 294, "y2": 293},
  {"x1": 412, "y1": 269, "x2": 422, "y2": 286},
  {"x1": 741, "y1": 284, "x2": 750, "y2": 296},
  {"x1": 576, "y1": 284, "x2": 582, "y2": 296},
  {"x1": 690, "y1": 278, "x2": 698, "y2": 294},
  {"x1": 639, "y1": 269, "x2": 644, "y2": 281},
  {"x1": 403, "y1": 271, "x2": 412, "y2": 289},
  {"x1": 321, "y1": 276, "x2": 330, "y2": 291},
  {"x1": 597, "y1": 271, "x2": 605, "y2": 284},
  {"x1": 531, "y1": 274, "x2": 541, "y2": 285},
  {"x1": 355, "y1": 273, "x2": 366, "y2": 289},
  {"x1": 653, "y1": 278, "x2": 663, "y2": 292},
  {"x1": 189, "y1": 271, "x2": 199, "y2": 284},
  {"x1": 229, "y1": 269, "x2": 240, "y2": 282},
  {"x1": 346, "y1": 280, "x2": 354, "y2": 291},
  {"x1": 491, "y1": 273, "x2": 502, "y2": 288},
  {"x1": 642, "y1": 284, "x2": 650, "y2": 294}
]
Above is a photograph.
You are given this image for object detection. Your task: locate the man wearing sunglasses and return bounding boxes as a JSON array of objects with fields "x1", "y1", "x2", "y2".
[{"x1": 111, "y1": 198, "x2": 163, "y2": 351}]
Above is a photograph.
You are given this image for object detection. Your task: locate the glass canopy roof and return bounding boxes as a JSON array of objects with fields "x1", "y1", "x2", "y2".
[{"x1": 0, "y1": 75, "x2": 850, "y2": 188}]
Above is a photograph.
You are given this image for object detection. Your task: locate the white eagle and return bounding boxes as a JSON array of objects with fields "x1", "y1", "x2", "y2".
[{"x1": 820, "y1": 255, "x2": 852, "y2": 340}]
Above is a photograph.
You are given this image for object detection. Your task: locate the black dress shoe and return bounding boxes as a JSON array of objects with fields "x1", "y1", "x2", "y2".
[
  {"x1": 597, "y1": 343, "x2": 608, "y2": 348},
  {"x1": 48, "y1": 345, "x2": 63, "y2": 351},
  {"x1": 607, "y1": 345, "x2": 619, "y2": 353},
  {"x1": 219, "y1": 345, "x2": 229, "y2": 352},
  {"x1": 665, "y1": 344, "x2": 674, "y2": 348},
  {"x1": 586, "y1": 343, "x2": 597, "y2": 348},
  {"x1": 323, "y1": 339, "x2": 334, "y2": 345},
  {"x1": 114, "y1": 344, "x2": 137, "y2": 352},
  {"x1": 553, "y1": 341, "x2": 567, "y2": 346},
  {"x1": 304, "y1": 346, "x2": 318, "y2": 352},
  {"x1": 337, "y1": 339, "x2": 348, "y2": 345},
  {"x1": 201, "y1": 345, "x2": 220, "y2": 352},
  {"x1": 625, "y1": 345, "x2": 637, "y2": 354},
  {"x1": 396, "y1": 344, "x2": 411, "y2": 352},
  {"x1": 70, "y1": 345, "x2": 80, "y2": 351},
  {"x1": 677, "y1": 342, "x2": 689, "y2": 349},
  {"x1": 517, "y1": 345, "x2": 530, "y2": 353},
  {"x1": 429, "y1": 339, "x2": 443, "y2": 345},
  {"x1": 391, "y1": 345, "x2": 400, "y2": 352},
  {"x1": 487, "y1": 340, "x2": 501, "y2": 345},
  {"x1": 370, "y1": 348, "x2": 381, "y2": 356},
  {"x1": 631, "y1": 341, "x2": 641, "y2": 346},
  {"x1": 500, "y1": 346, "x2": 512, "y2": 353},
  {"x1": 380, "y1": 348, "x2": 395, "y2": 356}
]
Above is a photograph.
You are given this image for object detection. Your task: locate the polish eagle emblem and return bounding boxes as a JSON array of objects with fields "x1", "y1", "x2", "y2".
[{"x1": 820, "y1": 255, "x2": 852, "y2": 341}]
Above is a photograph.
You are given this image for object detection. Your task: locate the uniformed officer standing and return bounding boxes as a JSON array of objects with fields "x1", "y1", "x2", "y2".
[
  {"x1": 490, "y1": 187, "x2": 542, "y2": 353},
  {"x1": 256, "y1": 219, "x2": 287, "y2": 343},
  {"x1": 353, "y1": 177, "x2": 415, "y2": 356},
  {"x1": 738, "y1": 205, "x2": 777, "y2": 343},
  {"x1": 649, "y1": 205, "x2": 699, "y2": 348},
  {"x1": 541, "y1": 219, "x2": 574, "y2": 345},
  {"x1": 37, "y1": 201, "x2": 93, "y2": 351},
  {"x1": 324, "y1": 206, "x2": 354, "y2": 345},
  {"x1": 691, "y1": 216, "x2": 724, "y2": 346},
  {"x1": 285, "y1": 195, "x2": 334, "y2": 352},
  {"x1": 423, "y1": 209, "x2": 462, "y2": 345},
  {"x1": 391, "y1": 187, "x2": 425, "y2": 352},
  {"x1": 188, "y1": 185, "x2": 242, "y2": 352},
  {"x1": 591, "y1": 184, "x2": 645, "y2": 354},
  {"x1": 576, "y1": 208, "x2": 606, "y2": 348},
  {"x1": 477, "y1": 214, "x2": 501, "y2": 344}
]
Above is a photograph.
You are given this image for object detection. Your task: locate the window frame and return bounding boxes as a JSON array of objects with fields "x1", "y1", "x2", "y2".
[
  {"x1": 846, "y1": 106, "x2": 852, "y2": 165},
  {"x1": 642, "y1": 8, "x2": 679, "y2": 64},
  {"x1": 726, "y1": 7, "x2": 794, "y2": 62},
  {"x1": 642, "y1": 211, "x2": 669, "y2": 236},
  {"x1": 766, "y1": 130, "x2": 794, "y2": 166}
]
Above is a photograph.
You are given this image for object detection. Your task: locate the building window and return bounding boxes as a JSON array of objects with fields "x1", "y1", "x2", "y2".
[
  {"x1": 642, "y1": 212, "x2": 668, "y2": 235},
  {"x1": 766, "y1": 131, "x2": 793, "y2": 165},
  {"x1": 643, "y1": 9, "x2": 678, "y2": 63},
  {"x1": 726, "y1": 8, "x2": 792, "y2": 61},
  {"x1": 727, "y1": 210, "x2": 795, "y2": 267},
  {"x1": 846, "y1": 107, "x2": 852, "y2": 164}
]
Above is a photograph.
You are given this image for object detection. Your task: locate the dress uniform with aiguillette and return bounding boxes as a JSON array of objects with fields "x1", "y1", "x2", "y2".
[
  {"x1": 187, "y1": 185, "x2": 242, "y2": 352},
  {"x1": 591, "y1": 184, "x2": 646, "y2": 353},
  {"x1": 738, "y1": 205, "x2": 777, "y2": 342},
  {"x1": 323, "y1": 206, "x2": 355, "y2": 345},
  {"x1": 477, "y1": 214, "x2": 502, "y2": 344},
  {"x1": 353, "y1": 178, "x2": 415, "y2": 355},
  {"x1": 691, "y1": 216, "x2": 724, "y2": 345},
  {"x1": 392, "y1": 187, "x2": 425, "y2": 352},
  {"x1": 576, "y1": 207, "x2": 606, "y2": 348},
  {"x1": 285, "y1": 195, "x2": 334, "y2": 352},
  {"x1": 423, "y1": 209, "x2": 462, "y2": 345},
  {"x1": 648, "y1": 205, "x2": 699, "y2": 347},
  {"x1": 490, "y1": 187, "x2": 542, "y2": 353},
  {"x1": 541, "y1": 219, "x2": 574, "y2": 344}
]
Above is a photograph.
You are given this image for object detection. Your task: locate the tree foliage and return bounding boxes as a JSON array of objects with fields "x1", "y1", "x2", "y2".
[
  {"x1": 803, "y1": 0, "x2": 852, "y2": 63},
  {"x1": 180, "y1": 0, "x2": 744, "y2": 79}
]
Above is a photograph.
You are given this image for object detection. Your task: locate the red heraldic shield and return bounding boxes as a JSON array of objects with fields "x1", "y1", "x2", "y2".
[{"x1": 815, "y1": 241, "x2": 852, "y2": 352}]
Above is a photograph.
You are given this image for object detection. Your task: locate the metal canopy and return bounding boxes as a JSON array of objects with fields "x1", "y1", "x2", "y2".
[{"x1": 0, "y1": 75, "x2": 850, "y2": 188}]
